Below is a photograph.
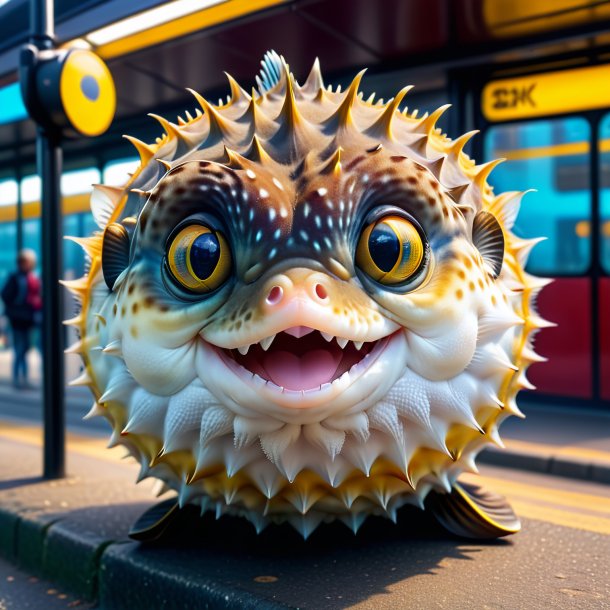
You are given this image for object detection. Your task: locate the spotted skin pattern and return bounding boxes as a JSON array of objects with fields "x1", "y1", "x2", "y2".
[{"x1": 65, "y1": 54, "x2": 549, "y2": 537}]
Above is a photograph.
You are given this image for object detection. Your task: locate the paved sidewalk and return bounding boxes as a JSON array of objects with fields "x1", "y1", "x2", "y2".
[{"x1": 478, "y1": 400, "x2": 610, "y2": 484}]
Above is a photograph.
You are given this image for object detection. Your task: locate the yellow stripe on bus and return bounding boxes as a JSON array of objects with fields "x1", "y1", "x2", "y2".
[
  {"x1": 0, "y1": 193, "x2": 90, "y2": 223},
  {"x1": 496, "y1": 138, "x2": 610, "y2": 161}
]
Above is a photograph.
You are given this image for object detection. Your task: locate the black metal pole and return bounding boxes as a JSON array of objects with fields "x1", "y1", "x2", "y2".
[
  {"x1": 15, "y1": 164, "x2": 23, "y2": 254},
  {"x1": 30, "y1": 0, "x2": 65, "y2": 479}
]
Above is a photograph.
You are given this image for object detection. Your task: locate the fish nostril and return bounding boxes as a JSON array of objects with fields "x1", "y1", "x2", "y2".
[
  {"x1": 314, "y1": 283, "x2": 328, "y2": 300},
  {"x1": 266, "y1": 285, "x2": 283, "y2": 305}
]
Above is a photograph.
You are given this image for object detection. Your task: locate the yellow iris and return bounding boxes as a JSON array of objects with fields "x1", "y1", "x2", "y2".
[
  {"x1": 356, "y1": 215, "x2": 425, "y2": 285},
  {"x1": 167, "y1": 224, "x2": 231, "y2": 292}
]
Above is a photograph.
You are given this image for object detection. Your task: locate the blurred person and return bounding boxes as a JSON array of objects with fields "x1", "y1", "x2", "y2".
[{"x1": 1, "y1": 249, "x2": 42, "y2": 388}]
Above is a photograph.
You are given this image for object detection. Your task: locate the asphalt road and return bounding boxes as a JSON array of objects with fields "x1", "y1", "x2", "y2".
[{"x1": 0, "y1": 382, "x2": 107, "y2": 436}]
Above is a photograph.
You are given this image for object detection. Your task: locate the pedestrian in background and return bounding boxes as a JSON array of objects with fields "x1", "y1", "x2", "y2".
[{"x1": 1, "y1": 249, "x2": 42, "y2": 389}]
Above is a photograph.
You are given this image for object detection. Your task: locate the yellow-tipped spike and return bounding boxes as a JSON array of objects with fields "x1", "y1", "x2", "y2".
[
  {"x1": 366, "y1": 86, "x2": 412, "y2": 139},
  {"x1": 64, "y1": 235, "x2": 102, "y2": 259},
  {"x1": 148, "y1": 113, "x2": 179, "y2": 139},
  {"x1": 223, "y1": 146, "x2": 246, "y2": 169},
  {"x1": 177, "y1": 116, "x2": 186, "y2": 126},
  {"x1": 241, "y1": 88, "x2": 276, "y2": 134},
  {"x1": 186, "y1": 88, "x2": 228, "y2": 140},
  {"x1": 450, "y1": 129, "x2": 479, "y2": 157},
  {"x1": 64, "y1": 339, "x2": 83, "y2": 355},
  {"x1": 332, "y1": 69, "x2": 366, "y2": 129},
  {"x1": 474, "y1": 158, "x2": 505, "y2": 189},
  {"x1": 60, "y1": 277, "x2": 89, "y2": 301},
  {"x1": 69, "y1": 370, "x2": 92, "y2": 387},
  {"x1": 122, "y1": 135, "x2": 155, "y2": 165},
  {"x1": 419, "y1": 103, "x2": 451, "y2": 135},
  {"x1": 249, "y1": 135, "x2": 273, "y2": 164},
  {"x1": 277, "y1": 63, "x2": 304, "y2": 129},
  {"x1": 185, "y1": 110, "x2": 194, "y2": 122},
  {"x1": 63, "y1": 313, "x2": 84, "y2": 327},
  {"x1": 320, "y1": 147, "x2": 342, "y2": 175},
  {"x1": 224, "y1": 72, "x2": 250, "y2": 105},
  {"x1": 156, "y1": 158, "x2": 172, "y2": 172}
]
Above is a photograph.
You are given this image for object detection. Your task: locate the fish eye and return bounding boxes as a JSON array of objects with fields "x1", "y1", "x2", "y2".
[
  {"x1": 356, "y1": 214, "x2": 426, "y2": 285},
  {"x1": 166, "y1": 224, "x2": 231, "y2": 293}
]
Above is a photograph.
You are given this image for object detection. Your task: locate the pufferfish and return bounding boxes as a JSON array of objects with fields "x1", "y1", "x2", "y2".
[{"x1": 65, "y1": 51, "x2": 550, "y2": 539}]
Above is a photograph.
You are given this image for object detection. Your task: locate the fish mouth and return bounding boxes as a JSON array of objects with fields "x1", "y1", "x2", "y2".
[{"x1": 214, "y1": 326, "x2": 393, "y2": 393}]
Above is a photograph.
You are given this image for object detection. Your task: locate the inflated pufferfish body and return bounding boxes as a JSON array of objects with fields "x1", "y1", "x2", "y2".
[{"x1": 66, "y1": 52, "x2": 549, "y2": 538}]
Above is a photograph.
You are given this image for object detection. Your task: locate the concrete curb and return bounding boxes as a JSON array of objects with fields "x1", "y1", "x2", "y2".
[{"x1": 479, "y1": 446, "x2": 610, "y2": 484}]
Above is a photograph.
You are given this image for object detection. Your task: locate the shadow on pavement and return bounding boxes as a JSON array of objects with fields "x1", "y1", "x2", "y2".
[{"x1": 97, "y1": 500, "x2": 511, "y2": 609}]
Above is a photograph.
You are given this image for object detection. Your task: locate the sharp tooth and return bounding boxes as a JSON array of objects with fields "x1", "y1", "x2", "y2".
[
  {"x1": 321, "y1": 332, "x2": 334, "y2": 342},
  {"x1": 237, "y1": 345, "x2": 250, "y2": 356},
  {"x1": 353, "y1": 341, "x2": 364, "y2": 350},
  {"x1": 336, "y1": 337, "x2": 348, "y2": 349},
  {"x1": 260, "y1": 335, "x2": 276, "y2": 351}
]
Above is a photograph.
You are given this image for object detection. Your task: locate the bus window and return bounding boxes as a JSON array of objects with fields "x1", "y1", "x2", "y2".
[
  {"x1": 484, "y1": 117, "x2": 592, "y2": 399},
  {"x1": 485, "y1": 117, "x2": 591, "y2": 276},
  {"x1": 103, "y1": 158, "x2": 139, "y2": 186},
  {"x1": 0, "y1": 179, "x2": 17, "y2": 294},
  {"x1": 61, "y1": 167, "x2": 100, "y2": 196},
  {"x1": 600, "y1": 114, "x2": 610, "y2": 273},
  {"x1": 599, "y1": 114, "x2": 610, "y2": 400}
]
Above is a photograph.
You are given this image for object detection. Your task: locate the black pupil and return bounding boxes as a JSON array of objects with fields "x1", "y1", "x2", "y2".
[
  {"x1": 190, "y1": 232, "x2": 220, "y2": 279},
  {"x1": 368, "y1": 224, "x2": 400, "y2": 272}
]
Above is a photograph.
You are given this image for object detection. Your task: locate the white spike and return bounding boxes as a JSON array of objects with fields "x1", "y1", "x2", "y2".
[
  {"x1": 336, "y1": 337, "x2": 348, "y2": 349},
  {"x1": 321, "y1": 332, "x2": 334, "y2": 342},
  {"x1": 237, "y1": 344, "x2": 250, "y2": 356}
]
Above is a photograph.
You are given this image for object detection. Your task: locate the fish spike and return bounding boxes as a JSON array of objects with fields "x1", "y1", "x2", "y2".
[
  {"x1": 64, "y1": 235, "x2": 102, "y2": 259},
  {"x1": 156, "y1": 158, "x2": 172, "y2": 172},
  {"x1": 148, "y1": 113, "x2": 180, "y2": 139},
  {"x1": 248, "y1": 134, "x2": 273, "y2": 164},
  {"x1": 184, "y1": 110, "x2": 194, "y2": 122},
  {"x1": 130, "y1": 188, "x2": 152, "y2": 197},
  {"x1": 474, "y1": 158, "x2": 505, "y2": 189},
  {"x1": 451, "y1": 129, "x2": 479, "y2": 157},
  {"x1": 186, "y1": 88, "x2": 228, "y2": 139},
  {"x1": 123, "y1": 135, "x2": 155, "y2": 166},
  {"x1": 419, "y1": 103, "x2": 451, "y2": 135},
  {"x1": 333, "y1": 69, "x2": 366, "y2": 129},
  {"x1": 223, "y1": 145, "x2": 247, "y2": 169},
  {"x1": 176, "y1": 115, "x2": 186, "y2": 126},
  {"x1": 64, "y1": 339, "x2": 83, "y2": 355},
  {"x1": 367, "y1": 86, "x2": 413, "y2": 139},
  {"x1": 224, "y1": 71, "x2": 250, "y2": 105},
  {"x1": 277, "y1": 61, "x2": 305, "y2": 130},
  {"x1": 365, "y1": 92, "x2": 376, "y2": 104},
  {"x1": 321, "y1": 146, "x2": 342, "y2": 175},
  {"x1": 68, "y1": 369, "x2": 92, "y2": 387},
  {"x1": 300, "y1": 57, "x2": 324, "y2": 95},
  {"x1": 60, "y1": 277, "x2": 88, "y2": 301},
  {"x1": 245, "y1": 88, "x2": 276, "y2": 133},
  {"x1": 63, "y1": 313, "x2": 84, "y2": 327}
]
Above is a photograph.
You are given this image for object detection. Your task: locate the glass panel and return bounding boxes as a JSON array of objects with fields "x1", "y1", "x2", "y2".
[
  {"x1": 20, "y1": 174, "x2": 41, "y2": 203},
  {"x1": 0, "y1": 179, "x2": 17, "y2": 207},
  {"x1": 103, "y1": 157, "x2": 139, "y2": 186},
  {"x1": 599, "y1": 113, "x2": 610, "y2": 274},
  {"x1": 61, "y1": 167, "x2": 101, "y2": 196},
  {"x1": 484, "y1": 117, "x2": 591, "y2": 276}
]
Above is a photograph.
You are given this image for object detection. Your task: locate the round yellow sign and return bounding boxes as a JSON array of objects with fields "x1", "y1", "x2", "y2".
[{"x1": 59, "y1": 50, "x2": 116, "y2": 136}]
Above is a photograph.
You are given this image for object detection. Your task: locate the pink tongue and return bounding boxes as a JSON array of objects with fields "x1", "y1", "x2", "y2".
[{"x1": 263, "y1": 349, "x2": 342, "y2": 390}]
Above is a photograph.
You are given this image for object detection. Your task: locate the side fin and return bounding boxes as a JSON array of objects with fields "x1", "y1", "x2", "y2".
[
  {"x1": 472, "y1": 211, "x2": 504, "y2": 279},
  {"x1": 425, "y1": 481, "x2": 521, "y2": 539},
  {"x1": 101, "y1": 217, "x2": 136, "y2": 290},
  {"x1": 129, "y1": 499, "x2": 180, "y2": 542}
]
